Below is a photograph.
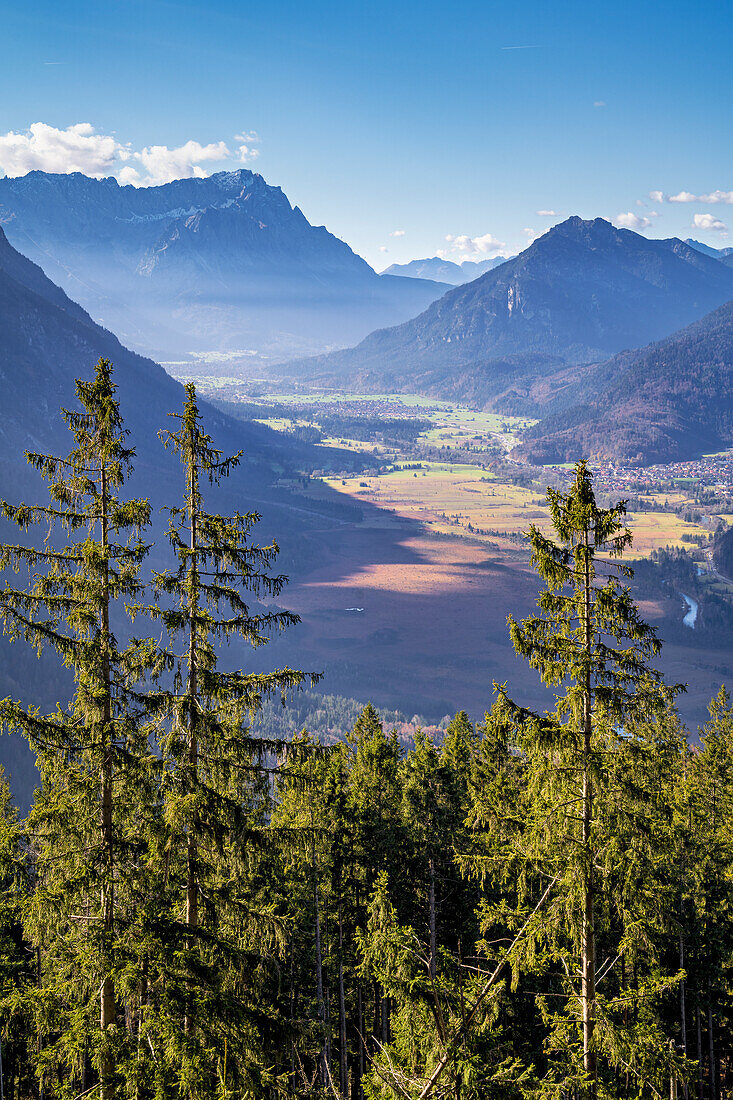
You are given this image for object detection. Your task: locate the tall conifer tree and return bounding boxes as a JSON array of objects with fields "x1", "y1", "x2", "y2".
[
  {"x1": 506, "y1": 460, "x2": 680, "y2": 1097},
  {"x1": 0, "y1": 359, "x2": 156, "y2": 1100},
  {"x1": 144, "y1": 384, "x2": 315, "y2": 1094}
]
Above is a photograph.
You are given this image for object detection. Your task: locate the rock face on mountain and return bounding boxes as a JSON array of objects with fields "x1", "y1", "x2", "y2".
[
  {"x1": 0, "y1": 170, "x2": 447, "y2": 362},
  {"x1": 382, "y1": 255, "x2": 507, "y2": 284},
  {"x1": 289, "y1": 217, "x2": 733, "y2": 409},
  {"x1": 518, "y1": 299, "x2": 733, "y2": 465}
]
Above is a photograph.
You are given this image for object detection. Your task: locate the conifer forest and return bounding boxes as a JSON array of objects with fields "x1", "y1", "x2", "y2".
[{"x1": 3, "y1": 359, "x2": 733, "y2": 1100}]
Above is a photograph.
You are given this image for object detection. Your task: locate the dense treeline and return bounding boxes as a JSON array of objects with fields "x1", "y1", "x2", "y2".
[{"x1": 2, "y1": 360, "x2": 733, "y2": 1100}]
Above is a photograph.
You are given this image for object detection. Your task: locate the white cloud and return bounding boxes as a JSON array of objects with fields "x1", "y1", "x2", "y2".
[
  {"x1": 669, "y1": 189, "x2": 733, "y2": 204},
  {"x1": 593, "y1": 100, "x2": 606, "y2": 108},
  {"x1": 118, "y1": 166, "x2": 142, "y2": 186},
  {"x1": 444, "y1": 230, "x2": 507, "y2": 259},
  {"x1": 0, "y1": 122, "x2": 124, "y2": 177},
  {"x1": 649, "y1": 190, "x2": 665, "y2": 203},
  {"x1": 237, "y1": 143, "x2": 259, "y2": 164},
  {"x1": 536, "y1": 209, "x2": 557, "y2": 217},
  {"x1": 614, "y1": 212, "x2": 652, "y2": 230},
  {"x1": 234, "y1": 131, "x2": 261, "y2": 165},
  {"x1": 134, "y1": 140, "x2": 233, "y2": 185},
  {"x1": 379, "y1": 245, "x2": 389, "y2": 253},
  {"x1": 0, "y1": 122, "x2": 260, "y2": 186},
  {"x1": 472, "y1": 232, "x2": 506, "y2": 253},
  {"x1": 693, "y1": 213, "x2": 728, "y2": 233},
  {"x1": 390, "y1": 229, "x2": 405, "y2": 237}
]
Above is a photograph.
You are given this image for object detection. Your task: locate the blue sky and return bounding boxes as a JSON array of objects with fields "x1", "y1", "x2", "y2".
[{"x1": 1, "y1": 0, "x2": 731, "y2": 267}]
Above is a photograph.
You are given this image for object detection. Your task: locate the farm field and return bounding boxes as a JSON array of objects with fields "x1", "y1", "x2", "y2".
[{"x1": 320, "y1": 463, "x2": 712, "y2": 558}]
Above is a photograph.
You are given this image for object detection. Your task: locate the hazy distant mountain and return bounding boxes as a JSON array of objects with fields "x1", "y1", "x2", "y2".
[
  {"x1": 0, "y1": 170, "x2": 448, "y2": 362},
  {"x1": 382, "y1": 255, "x2": 509, "y2": 285},
  {"x1": 0, "y1": 223, "x2": 367, "y2": 513},
  {"x1": 519, "y1": 299, "x2": 733, "y2": 465},
  {"x1": 0, "y1": 223, "x2": 256, "y2": 482},
  {"x1": 288, "y1": 217, "x2": 733, "y2": 410},
  {"x1": 685, "y1": 239, "x2": 733, "y2": 267}
]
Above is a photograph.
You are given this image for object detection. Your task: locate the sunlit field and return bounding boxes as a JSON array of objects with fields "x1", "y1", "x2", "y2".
[{"x1": 313, "y1": 463, "x2": 715, "y2": 558}]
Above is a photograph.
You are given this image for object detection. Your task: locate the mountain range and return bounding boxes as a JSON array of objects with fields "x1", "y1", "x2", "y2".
[
  {"x1": 4, "y1": 168, "x2": 733, "y2": 472},
  {"x1": 516, "y1": 298, "x2": 733, "y2": 465},
  {"x1": 685, "y1": 239, "x2": 733, "y2": 266},
  {"x1": 283, "y1": 217, "x2": 733, "y2": 411},
  {"x1": 382, "y1": 255, "x2": 509, "y2": 284},
  {"x1": 0, "y1": 170, "x2": 448, "y2": 363}
]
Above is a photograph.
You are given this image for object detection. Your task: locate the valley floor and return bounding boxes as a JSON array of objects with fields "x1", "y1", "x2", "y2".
[{"x1": 192, "y1": 381, "x2": 733, "y2": 733}]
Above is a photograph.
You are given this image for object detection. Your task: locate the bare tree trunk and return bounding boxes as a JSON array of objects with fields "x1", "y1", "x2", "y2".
[
  {"x1": 313, "y1": 833, "x2": 327, "y2": 1088},
  {"x1": 670, "y1": 1039, "x2": 678, "y2": 1100},
  {"x1": 37, "y1": 946, "x2": 43, "y2": 1100},
  {"x1": 338, "y1": 902, "x2": 348, "y2": 1099},
  {"x1": 355, "y1": 986, "x2": 364, "y2": 1100},
  {"x1": 325, "y1": 979, "x2": 332, "y2": 1083},
  {"x1": 289, "y1": 934, "x2": 296, "y2": 1096},
  {"x1": 429, "y1": 856, "x2": 437, "y2": 983},
  {"x1": 581, "y1": 530, "x2": 596, "y2": 1099},
  {"x1": 621, "y1": 956, "x2": 629, "y2": 1099},
  {"x1": 680, "y1": 932, "x2": 688, "y2": 1099},
  {"x1": 708, "y1": 1005, "x2": 716, "y2": 1100},
  {"x1": 99, "y1": 460, "x2": 116, "y2": 1100},
  {"x1": 697, "y1": 1003, "x2": 703, "y2": 1100},
  {"x1": 184, "y1": 460, "x2": 199, "y2": 1035}
]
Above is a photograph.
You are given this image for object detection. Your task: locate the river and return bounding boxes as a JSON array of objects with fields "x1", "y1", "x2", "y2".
[{"x1": 682, "y1": 594, "x2": 698, "y2": 629}]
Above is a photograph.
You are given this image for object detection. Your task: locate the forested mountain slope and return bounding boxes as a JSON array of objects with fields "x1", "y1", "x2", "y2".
[
  {"x1": 518, "y1": 298, "x2": 733, "y2": 464},
  {"x1": 0, "y1": 225, "x2": 363, "y2": 499}
]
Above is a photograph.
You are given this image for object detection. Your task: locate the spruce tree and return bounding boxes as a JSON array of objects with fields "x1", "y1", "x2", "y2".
[
  {"x1": 681, "y1": 688, "x2": 733, "y2": 1099},
  {"x1": 270, "y1": 731, "x2": 339, "y2": 1094},
  {"x1": 142, "y1": 383, "x2": 315, "y2": 1095},
  {"x1": 0, "y1": 358, "x2": 157, "y2": 1100},
  {"x1": 505, "y1": 460, "x2": 680, "y2": 1097}
]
